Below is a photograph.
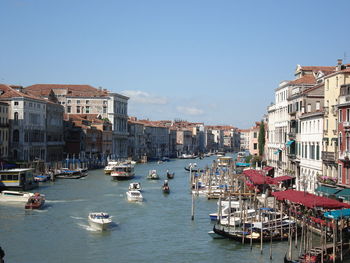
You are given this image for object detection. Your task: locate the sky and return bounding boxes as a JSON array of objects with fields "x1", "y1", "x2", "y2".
[{"x1": 1, "y1": 0, "x2": 350, "y2": 128}]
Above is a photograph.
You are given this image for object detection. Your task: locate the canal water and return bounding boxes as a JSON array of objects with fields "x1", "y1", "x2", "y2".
[{"x1": 0, "y1": 155, "x2": 290, "y2": 263}]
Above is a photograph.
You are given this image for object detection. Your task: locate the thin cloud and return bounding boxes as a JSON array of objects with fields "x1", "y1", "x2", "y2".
[
  {"x1": 176, "y1": 106, "x2": 204, "y2": 116},
  {"x1": 121, "y1": 90, "x2": 167, "y2": 105}
]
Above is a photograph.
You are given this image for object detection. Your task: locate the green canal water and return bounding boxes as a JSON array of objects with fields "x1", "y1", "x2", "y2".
[{"x1": 0, "y1": 156, "x2": 292, "y2": 263}]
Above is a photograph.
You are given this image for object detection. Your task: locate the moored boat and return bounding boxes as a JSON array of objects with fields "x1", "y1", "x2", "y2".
[
  {"x1": 25, "y1": 192, "x2": 45, "y2": 209},
  {"x1": 126, "y1": 190, "x2": 143, "y2": 202},
  {"x1": 55, "y1": 168, "x2": 84, "y2": 179},
  {"x1": 88, "y1": 212, "x2": 113, "y2": 230}
]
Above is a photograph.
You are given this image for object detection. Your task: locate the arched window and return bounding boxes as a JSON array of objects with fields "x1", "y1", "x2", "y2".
[
  {"x1": 347, "y1": 133, "x2": 350, "y2": 152},
  {"x1": 13, "y1": 130, "x2": 19, "y2": 142},
  {"x1": 339, "y1": 132, "x2": 343, "y2": 153},
  {"x1": 14, "y1": 112, "x2": 18, "y2": 124}
]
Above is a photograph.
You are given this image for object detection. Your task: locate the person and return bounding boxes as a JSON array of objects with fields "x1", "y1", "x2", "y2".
[{"x1": 0, "y1": 246, "x2": 4, "y2": 263}]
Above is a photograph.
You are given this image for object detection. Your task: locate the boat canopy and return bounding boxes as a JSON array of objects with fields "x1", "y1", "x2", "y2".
[
  {"x1": 324, "y1": 208, "x2": 350, "y2": 220},
  {"x1": 315, "y1": 185, "x2": 341, "y2": 196},
  {"x1": 272, "y1": 189, "x2": 350, "y2": 209}
]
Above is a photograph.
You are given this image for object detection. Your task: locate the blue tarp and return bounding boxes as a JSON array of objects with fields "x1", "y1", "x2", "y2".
[
  {"x1": 236, "y1": 162, "x2": 250, "y2": 167},
  {"x1": 324, "y1": 209, "x2": 350, "y2": 219},
  {"x1": 336, "y1": 189, "x2": 350, "y2": 201},
  {"x1": 286, "y1": 140, "x2": 295, "y2": 146}
]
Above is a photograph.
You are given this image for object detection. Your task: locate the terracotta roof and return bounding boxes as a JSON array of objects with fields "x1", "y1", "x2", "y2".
[
  {"x1": 25, "y1": 84, "x2": 109, "y2": 98},
  {"x1": 0, "y1": 84, "x2": 47, "y2": 102},
  {"x1": 300, "y1": 66, "x2": 336, "y2": 72},
  {"x1": 288, "y1": 74, "x2": 316, "y2": 85}
]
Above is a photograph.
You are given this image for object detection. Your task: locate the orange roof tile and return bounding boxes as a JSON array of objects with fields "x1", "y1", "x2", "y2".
[{"x1": 288, "y1": 75, "x2": 316, "y2": 85}]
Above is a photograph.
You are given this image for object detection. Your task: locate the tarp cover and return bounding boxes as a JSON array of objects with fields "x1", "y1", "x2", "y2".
[
  {"x1": 324, "y1": 208, "x2": 350, "y2": 219},
  {"x1": 243, "y1": 169, "x2": 274, "y2": 185},
  {"x1": 272, "y1": 190, "x2": 350, "y2": 209},
  {"x1": 335, "y1": 189, "x2": 350, "y2": 201},
  {"x1": 315, "y1": 186, "x2": 340, "y2": 196},
  {"x1": 271, "y1": 176, "x2": 293, "y2": 184}
]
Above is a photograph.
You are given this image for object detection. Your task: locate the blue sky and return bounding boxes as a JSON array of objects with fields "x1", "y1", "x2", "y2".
[{"x1": 1, "y1": 0, "x2": 349, "y2": 128}]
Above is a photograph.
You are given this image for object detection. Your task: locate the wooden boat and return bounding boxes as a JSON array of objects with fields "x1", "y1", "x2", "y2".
[
  {"x1": 25, "y1": 192, "x2": 45, "y2": 209},
  {"x1": 166, "y1": 171, "x2": 175, "y2": 179},
  {"x1": 162, "y1": 180, "x2": 170, "y2": 194}
]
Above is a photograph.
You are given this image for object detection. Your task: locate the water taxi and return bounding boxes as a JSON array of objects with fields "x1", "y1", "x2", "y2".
[
  {"x1": 25, "y1": 193, "x2": 45, "y2": 209},
  {"x1": 129, "y1": 182, "x2": 141, "y2": 191},
  {"x1": 88, "y1": 212, "x2": 113, "y2": 230},
  {"x1": 147, "y1": 170, "x2": 159, "y2": 180},
  {"x1": 126, "y1": 190, "x2": 143, "y2": 202}
]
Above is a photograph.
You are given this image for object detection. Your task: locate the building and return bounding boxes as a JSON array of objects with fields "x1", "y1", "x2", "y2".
[
  {"x1": 240, "y1": 129, "x2": 250, "y2": 151},
  {"x1": 249, "y1": 123, "x2": 260, "y2": 156},
  {"x1": 0, "y1": 101, "x2": 9, "y2": 161},
  {"x1": 24, "y1": 84, "x2": 129, "y2": 158}
]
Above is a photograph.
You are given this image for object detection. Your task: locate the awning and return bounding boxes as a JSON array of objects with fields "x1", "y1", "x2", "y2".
[
  {"x1": 286, "y1": 140, "x2": 295, "y2": 147},
  {"x1": 271, "y1": 175, "x2": 293, "y2": 184},
  {"x1": 336, "y1": 189, "x2": 350, "y2": 201},
  {"x1": 243, "y1": 169, "x2": 274, "y2": 185},
  {"x1": 263, "y1": 166, "x2": 274, "y2": 171},
  {"x1": 315, "y1": 186, "x2": 341, "y2": 196},
  {"x1": 236, "y1": 162, "x2": 250, "y2": 167},
  {"x1": 272, "y1": 189, "x2": 350, "y2": 209},
  {"x1": 274, "y1": 149, "x2": 282, "y2": 155},
  {"x1": 324, "y1": 208, "x2": 350, "y2": 220}
]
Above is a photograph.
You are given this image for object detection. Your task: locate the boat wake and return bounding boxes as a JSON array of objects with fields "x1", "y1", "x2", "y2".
[
  {"x1": 77, "y1": 222, "x2": 118, "y2": 232},
  {"x1": 46, "y1": 199, "x2": 87, "y2": 203},
  {"x1": 70, "y1": 216, "x2": 85, "y2": 220}
]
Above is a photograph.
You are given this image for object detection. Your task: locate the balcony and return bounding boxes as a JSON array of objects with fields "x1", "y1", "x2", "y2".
[
  {"x1": 287, "y1": 153, "x2": 296, "y2": 159},
  {"x1": 322, "y1": 151, "x2": 336, "y2": 163},
  {"x1": 344, "y1": 122, "x2": 350, "y2": 129}
]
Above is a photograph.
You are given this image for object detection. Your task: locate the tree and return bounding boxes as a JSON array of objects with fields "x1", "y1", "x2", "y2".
[{"x1": 258, "y1": 121, "x2": 265, "y2": 157}]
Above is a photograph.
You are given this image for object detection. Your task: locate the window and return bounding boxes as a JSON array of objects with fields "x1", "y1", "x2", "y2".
[
  {"x1": 86, "y1": 100, "x2": 90, "y2": 104},
  {"x1": 316, "y1": 144, "x2": 320, "y2": 160},
  {"x1": 339, "y1": 133, "x2": 343, "y2": 152},
  {"x1": 13, "y1": 130, "x2": 19, "y2": 142},
  {"x1": 307, "y1": 104, "x2": 311, "y2": 112},
  {"x1": 14, "y1": 112, "x2": 18, "y2": 123},
  {"x1": 316, "y1": 101, "x2": 320, "y2": 110},
  {"x1": 67, "y1": 100, "x2": 71, "y2": 104},
  {"x1": 347, "y1": 133, "x2": 350, "y2": 151},
  {"x1": 340, "y1": 109, "x2": 343, "y2": 122},
  {"x1": 253, "y1": 143, "x2": 257, "y2": 150},
  {"x1": 253, "y1": 132, "x2": 257, "y2": 138},
  {"x1": 77, "y1": 100, "x2": 80, "y2": 104},
  {"x1": 347, "y1": 109, "x2": 350, "y2": 122},
  {"x1": 67, "y1": 106, "x2": 71, "y2": 113},
  {"x1": 86, "y1": 106, "x2": 90, "y2": 113},
  {"x1": 103, "y1": 106, "x2": 107, "y2": 113},
  {"x1": 76, "y1": 106, "x2": 80, "y2": 113},
  {"x1": 14, "y1": 101, "x2": 19, "y2": 106}
]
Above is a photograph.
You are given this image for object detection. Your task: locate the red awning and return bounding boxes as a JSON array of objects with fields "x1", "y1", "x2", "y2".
[
  {"x1": 271, "y1": 175, "x2": 293, "y2": 184},
  {"x1": 243, "y1": 169, "x2": 274, "y2": 185},
  {"x1": 272, "y1": 190, "x2": 350, "y2": 209},
  {"x1": 263, "y1": 166, "x2": 274, "y2": 171}
]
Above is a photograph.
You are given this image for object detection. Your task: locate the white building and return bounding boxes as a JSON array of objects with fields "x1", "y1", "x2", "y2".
[{"x1": 267, "y1": 81, "x2": 290, "y2": 177}]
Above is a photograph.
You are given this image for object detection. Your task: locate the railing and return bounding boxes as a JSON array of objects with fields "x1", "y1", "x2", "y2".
[{"x1": 321, "y1": 151, "x2": 335, "y2": 162}]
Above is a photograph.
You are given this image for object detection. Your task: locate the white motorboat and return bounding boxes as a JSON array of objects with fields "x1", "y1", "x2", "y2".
[
  {"x1": 126, "y1": 190, "x2": 143, "y2": 202},
  {"x1": 147, "y1": 170, "x2": 159, "y2": 180},
  {"x1": 0, "y1": 190, "x2": 35, "y2": 202},
  {"x1": 88, "y1": 212, "x2": 112, "y2": 230},
  {"x1": 104, "y1": 161, "x2": 120, "y2": 174},
  {"x1": 219, "y1": 209, "x2": 257, "y2": 227},
  {"x1": 209, "y1": 201, "x2": 240, "y2": 221},
  {"x1": 128, "y1": 182, "x2": 141, "y2": 191}
]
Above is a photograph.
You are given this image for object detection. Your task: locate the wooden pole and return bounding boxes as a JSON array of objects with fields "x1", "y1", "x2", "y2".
[
  {"x1": 269, "y1": 211, "x2": 273, "y2": 260},
  {"x1": 333, "y1": 219, "x2": 336, "y2": 263},
  {"x1": 260, "y1": 210, "x2": 263, "y2": 254}
]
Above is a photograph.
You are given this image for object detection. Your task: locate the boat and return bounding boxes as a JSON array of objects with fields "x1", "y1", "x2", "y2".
[
  {"x1": 129, "y1": 182, "x2": 141, "y2": 191},
  {"x1": 166, "y1": 171, "x2": 175, "y2": 179},
  {"x1": 88, "y1": 212, "x2": 112, "y2": 230},
  {"x1": 178, "y1": 154, "x2": 196, "y2": 159},
  {"x1": 0, "y1": 168, "x2": 38, "y2": 190},
  {"x1": 55, "y1": 168, "x2": 84, "y2": 179},
  {"x1": 184, "y1": 165, "x2": 203, "y2": 172},
  {"x1": 162, "y1": 180, "x2": 170, "y2": 194},
  {"x1": 110, "y1": 161, "x2": 135, "y2": 180},
  {"x1": 207, "y1": 230, "x2": 225, "y2": 239},
  {"x1": 25, "y1": 192, "x2": 45, "y2": 209},
  {"x1": 34, "y1": 174, "x2": 50, "y2": 182},
  {"x1": 104, "y1": 161, "x2": 120, "y2": 175},
  {"x1": 147, "y1": 170, "x2": 159, "y2": 180},
  {"x1": 209, "y1": 201, "x2": 240, "y2": 221},
  {"x1": 0, "y1": 190, "x2": 34, "y2": 202},
  {"x1": 218, "y1": 209, "x2": 257, "y2": 227},
  {"x1": 126, "y1": 190, "x2": 143, "y2": 202}
]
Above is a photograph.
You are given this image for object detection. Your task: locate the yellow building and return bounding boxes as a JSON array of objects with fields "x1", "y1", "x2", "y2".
[{"x1": 323, "y1": 60, "x2": 350, "y2": 180}]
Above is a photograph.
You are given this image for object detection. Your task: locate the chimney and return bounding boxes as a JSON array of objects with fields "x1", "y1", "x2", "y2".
[{"x1": 337, "y1": 59, "x2": 343, "y2": 71}]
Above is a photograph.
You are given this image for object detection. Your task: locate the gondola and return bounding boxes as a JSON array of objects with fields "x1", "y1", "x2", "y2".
[
  {"x1": 162, "y1": 180, "x2": 170, "y2": 194},
  {"x1": 166, "y1": 172, "x2": 175, "y2": 179}
]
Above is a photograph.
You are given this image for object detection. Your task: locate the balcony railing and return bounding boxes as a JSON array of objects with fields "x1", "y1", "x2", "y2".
[
  {"x1": 288, "y1": 153, "x2": 296, "y2": 159},
  {"x1": 339, "y1": 151, "x2": 350, "y2": 162},
  {"x1": 322, "y1": 151, "x2": 336, "y2": 162}
]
